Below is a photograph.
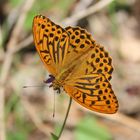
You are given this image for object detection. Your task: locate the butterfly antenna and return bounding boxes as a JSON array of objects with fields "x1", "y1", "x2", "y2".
[
  {"x1": 53, "y1": 91, "x2": 56, "y2": 118},
  {"x1": 23, "y1": 85, "x2": 47, "y2": 88}
]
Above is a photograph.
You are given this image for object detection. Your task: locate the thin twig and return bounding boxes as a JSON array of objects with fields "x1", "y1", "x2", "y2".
[
  {"x1": 0, "y1": 26, "x2": 5, "y2": 61},
  {"x1": 13, "y1": 35, "x2": 33, "y2": 53},
  {"x1": 20, "y1": 95, "x2": 51, "y2": 137},
  {"x1": 63, "y1": 0, "x2": 114, "y2": 26},
  {"x1": 93, "y1": 112, "x2": 140, "y2": 133},
  {"x1": 57, "y1": 97, "x2": 72, "y2": 140},
  {"x1": 20, "y1": 96, "x2": 72, "y2": 140},
  {"x1": 0, "y1": 0, "x2": 35, "y2": 84},
  {"x1": 0, "y1": 0, "x2": 35, "y2": 140},
  {"x1": 0, "y1": 25, "x2": 2, "y2": 47}
]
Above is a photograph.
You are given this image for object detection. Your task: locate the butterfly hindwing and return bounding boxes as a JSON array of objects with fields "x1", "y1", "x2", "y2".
[{"x1": 64, "y1": 73, "x2": 118, "y2": 113}]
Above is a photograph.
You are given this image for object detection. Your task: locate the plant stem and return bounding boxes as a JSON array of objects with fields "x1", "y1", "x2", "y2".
[{"x1": 57, "y1": 97, "x2": 72, "y2": 139}]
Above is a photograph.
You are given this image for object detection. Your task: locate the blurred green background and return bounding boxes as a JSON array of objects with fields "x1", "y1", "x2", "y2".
[{"x1": 0, "y1": 0, "x2": 140, "y2": 140}]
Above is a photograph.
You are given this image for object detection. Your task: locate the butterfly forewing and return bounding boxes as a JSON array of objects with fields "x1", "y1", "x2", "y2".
[
  {"x1": 62, "y1": 26, "x2": 95, "y2": 69},
  {"x1": 33, "y1": 15, "x2": 70, "y2": 75},
  {"x1": 64, "y1": 26, "x2": 113, "y2": 81}
]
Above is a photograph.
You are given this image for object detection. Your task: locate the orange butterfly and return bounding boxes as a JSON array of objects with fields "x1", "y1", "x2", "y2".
[{"x1": 32, "y1": 15, "x2": 118, "y2": 114}]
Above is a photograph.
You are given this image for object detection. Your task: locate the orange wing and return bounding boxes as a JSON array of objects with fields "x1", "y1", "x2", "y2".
[
  {"x1": 63, "y1": 26, "x2": 118, "y2": 113},
  {"x1": 32, "y1": 15, "x2": 70, "y2": 76},
  {"x1": 64, "y1": 73, "x2": 118, "y2": 114},
  {"x1": 64, "y1": 26, "x2": 113, "y2": 81},
  {"x1": 33, "y1": 15, "x2": 118, "y2": 113}
]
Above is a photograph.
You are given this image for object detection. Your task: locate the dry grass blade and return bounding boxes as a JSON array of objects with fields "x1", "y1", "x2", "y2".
[
  {"x1": 95, "y1": 112, "x2": 140, "y2": 133},
  {"x1": 20, "y1": 95, "x2": 51, "y2": 137},
  {"x1": 0, "y1": 0, "x2": 35, "y2": 140},
  {"x1": 63, "y1": 0, "x2": 114, "y2": 25}
]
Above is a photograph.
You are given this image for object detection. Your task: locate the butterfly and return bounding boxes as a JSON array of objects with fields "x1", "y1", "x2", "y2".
[{"x1": 32, "y1": 15, "x2": 118, "y2": 114}]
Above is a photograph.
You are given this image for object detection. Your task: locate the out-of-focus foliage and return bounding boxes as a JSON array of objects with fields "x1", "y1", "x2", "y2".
[
  {"x1": 9, "y1": 0, "x2": 23, "y2": 7},
  {"x1": 74, "y1": 115, "x2": 112, "y2": 140},
  {"x1": 6, "y1": 94, "x2": 33, "y2": 140},
  {"x1": 25, "y1": 0, "x2": 74, "y2": 30},
  {"x1": 108, "y1": 1, "x2": 131, "y2": 35},
  {"x1": 51, "y1": 132, "x2": 59, "y2": 140}
]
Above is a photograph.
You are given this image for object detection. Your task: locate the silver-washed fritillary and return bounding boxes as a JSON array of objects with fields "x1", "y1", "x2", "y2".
[{"x1": 32, "y1": 15, "x2": 118, "y2": 114}]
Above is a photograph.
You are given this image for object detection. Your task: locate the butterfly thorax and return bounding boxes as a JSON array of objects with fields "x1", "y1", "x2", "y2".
[
  {"x1": 53, "y1": 51, "x2": 90, "y2": 89},
  {"x1": 55, "y1": 64, "x2": 76, "y2": 83},
  {"x1": 45, "y1": 66, "x2": 75, "y2": 92},
  {"x1": 53, "y1": 72, "x2": 70, "y2": 89}
]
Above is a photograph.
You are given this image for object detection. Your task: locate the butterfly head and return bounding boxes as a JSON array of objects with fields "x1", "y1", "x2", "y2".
[
  {"x1": 44, "y1": 75, "x2": 61, "y2": 94},
  {"x1": 44, "y1": 75, "x2": 55, "y2": 84}
]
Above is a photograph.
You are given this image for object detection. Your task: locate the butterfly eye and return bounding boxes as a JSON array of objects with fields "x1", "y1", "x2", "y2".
[{"x1": 44, "y1": 75, "x2": 55, "y2": 84}]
